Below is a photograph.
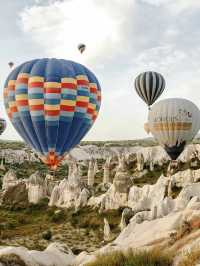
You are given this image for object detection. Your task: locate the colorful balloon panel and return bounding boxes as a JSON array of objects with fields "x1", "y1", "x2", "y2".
[
  {"x1": 135, "y1": 71, "x2": 165, "y2": 107},
  {"x1": 4, "y1": 58, "x2": 101, "y2": 168},
  {"x1": 148, "y1": 98, "x2": 200, "y2": 160}
]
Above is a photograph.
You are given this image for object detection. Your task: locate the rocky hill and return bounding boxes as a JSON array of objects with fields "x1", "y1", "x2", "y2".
[{"x1": 0, "y1": 140, "x2": 200, "y2": 265}]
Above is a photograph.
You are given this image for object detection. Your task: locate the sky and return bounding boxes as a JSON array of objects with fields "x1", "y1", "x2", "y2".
[{"x1": 0, "y1": 0, "x2": 200, "y2": 141}]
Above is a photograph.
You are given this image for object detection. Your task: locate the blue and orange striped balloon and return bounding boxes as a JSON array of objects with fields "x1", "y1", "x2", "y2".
[{"x1": 4, "y1": 58, "x2": 101, "y2": 169}]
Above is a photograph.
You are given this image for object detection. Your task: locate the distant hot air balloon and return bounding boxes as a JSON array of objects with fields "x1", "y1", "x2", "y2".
[
  {"x1": 8, "y1": 62, "x2": 14, "y2": 68},
  {"x1": 78, "y1": 43, "x2": 86, "y2": 54},
  {"x1": 148, "y1": 98, "x2": 200, "y2": 160},
  {"x1": 3, "y1": 58, "x2": 101, "y2": 169},
  {"x1": 0, "y1": 118, "x2": 6, "y2": 135},
  {"x1": 135, "y1": 71, "x2": 165, "y2": 108}
]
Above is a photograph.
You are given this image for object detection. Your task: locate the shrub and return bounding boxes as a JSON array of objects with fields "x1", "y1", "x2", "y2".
[
  {"x1": 50, "y1": 209, "x2": 65, "y2": 223},
  {"x1": 42, "y1": 229, "x2": 52, "y2": 241},
  {"x1": 85, "y1": 248, "x2": 173, "y2": 266},
  {"x1": 27, "y1": 198, "x2": 49, "y2": 212}
]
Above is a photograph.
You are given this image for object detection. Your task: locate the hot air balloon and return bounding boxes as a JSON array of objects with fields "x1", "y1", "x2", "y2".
[
  {"x1": 8, "y1": 62, "x2": 14, "y2": 68},
  {"x1": 148, "y1": 98, "x2": 200, "y2": 161},
  {"x1": 0, "y1": 118, "x2": 6, "y2": 135},
  {"x1": 3, "y1": 58, "x2": 101, "y2": 169},
  {"x1": 78, "y1": 43, "x2": 86, "y2": 54},
  {"x1": 135, "y1": 71, "x2": 165, "y2": 108}
]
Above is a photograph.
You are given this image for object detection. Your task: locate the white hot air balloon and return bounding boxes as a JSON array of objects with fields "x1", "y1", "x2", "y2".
[{"x1": 148, "y1": 98, "x2": 200, "y2": 160}]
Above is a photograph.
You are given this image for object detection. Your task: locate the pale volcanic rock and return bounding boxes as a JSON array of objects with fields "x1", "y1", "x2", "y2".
[
  {"x1": 0, "y1": 149, "x2": 38, "y2": 164},
  {"x1": 50, "y1": 178, "x2": 82, "y2": 208},
  {"x1": 100, "y1": 170, "x2": 132, "y2": 210},
  {"x1": 28, "y1": 171, "x2": 46, "y2": 204},
  {"x1": 103, "y1": 218, "x2": 114, "y2": 242},
  {"x1": 75, "y1": 188, "x2": 90, "y2": 210},
  {"x1": 136, "y1": 152, "x2": 144, "y2": 171},
  {"x1": 87, "y1": 159, "x2": 95, "y2": 187},
  {"x1": 103, "y1": 157, "x2": 112, "y2": 184},
  {"x1": 128, "y1": 175, "x2": 169, "y2": 212},
  {"x1": 171, "y1": 169, "x2": 200, "y2": 187},
  {"x1": 0, "y1": 243, "x2": 75, "y2": 266},
  {"x1": 44, "y1": 174, "x2": 58, "y2": 197},
  {"x1": 1, "y1": 181, "x2": 28, "y2": 207},
  {"x1": 2, "y1": 170, "x2": 19, "y2": 190}
]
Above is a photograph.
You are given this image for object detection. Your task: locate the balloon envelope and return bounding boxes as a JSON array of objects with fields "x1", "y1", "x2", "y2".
[
  {"x1": 78, "y1": 43, "x2": 86, "y2": 54},
  {"x1": 148, "y1": 98, "x2": 200, "y2": 160},
  {"x1": 4, "y1": 58, "x2": 101, "y2": 169},
  {"x1": 8, "y1": 62, "x2": 14, "y2": 68},
  {"x1": 135, "y1": 71, "x2": 165, "y2": 107}
]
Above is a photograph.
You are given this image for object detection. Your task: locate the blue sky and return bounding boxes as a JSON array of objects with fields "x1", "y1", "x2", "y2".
[{"x1": 1, "y1": 0, "x2": 200, "y2": 141}]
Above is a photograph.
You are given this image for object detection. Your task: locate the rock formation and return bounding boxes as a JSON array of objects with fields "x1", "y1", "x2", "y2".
[
  {"x1": 136, "y1": 152, "x2": 144, "y2": 171},
  {"x1": 75, "y1": 188, "x2": 90, "y2": 211},
  {"x1": 0, "y1": 242, "x2": 75, "y2": 266},
  {"x1": 103, "y1": 157, "x2": 111, "y2": 184},
  {"x1": 103, "y1": 218, "x2": 113, "y2": 242},
  {"x1": 28, "y1": 171, "x2": 46, "y2": 204},
  {"x1": 0, "y1": 181, "x2": 28, "y2": 207},
  {"x1": 2, "y1": 169, "x2": 19, "y2": 190},
  {"x1": 87, "y1": 158, "x2": 95, "y2": 186},
  {"x1": 99, "y1": 154, "x2": 132, "y2": 210},
  {"x1": 119, "y1": 208, "x2": 134, "y2": 231},
  {"x1": 0, "y1": 159, "x2": 5, "y2": 171},
  {"x1": 49, "y1": 156, "x2": 83, "y2": 208}
]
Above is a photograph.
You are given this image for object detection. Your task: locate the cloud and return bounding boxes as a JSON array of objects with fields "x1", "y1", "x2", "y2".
[
  {"x1": 19, "y1": 0, "x2": 131, "y2": 66},
  {"x1": 14, "y1": 0, "x2": 200, "y2": 140}
]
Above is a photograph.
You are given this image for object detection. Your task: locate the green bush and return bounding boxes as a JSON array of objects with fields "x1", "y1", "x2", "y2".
[
  {"x1": 50, "y1": 210, "x2": 65, "y2": 223},
  {"x1": 27, "y1": 198, "x2": 49, "y2": 212},
  {"x1": 85, "y1": 249, "x2": 173, "y2": 266},
  {"x1": 42, "y1": 229, "x2": 52, "y2": 241}
]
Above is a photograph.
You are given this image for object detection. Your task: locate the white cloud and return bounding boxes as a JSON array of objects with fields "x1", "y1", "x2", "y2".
[
  {"x1": 10, "y1": 0, "x2": 200, "y2": 141},
  {"x1": 140, "y1": 0, "x2": 200, "y2": 9},
  {"x1": 19, "y1": 0, "x2": 130, "y2": 65}
]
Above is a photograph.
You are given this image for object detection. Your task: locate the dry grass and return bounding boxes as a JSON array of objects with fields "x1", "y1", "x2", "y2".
[
  {"x1": 177, "y1": 248, "x2": 200, "y2": 266},
  {"x1": 85, "y1": 248, "x2": 173, "y2": 266},
  {"x1": 169, "y1": 230, "x2": 200, "y2": 253}
]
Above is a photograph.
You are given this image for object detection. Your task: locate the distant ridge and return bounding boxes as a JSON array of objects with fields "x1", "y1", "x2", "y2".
[{"x1": 1, "y1": 133, "x2": 200, "y2": 149}]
